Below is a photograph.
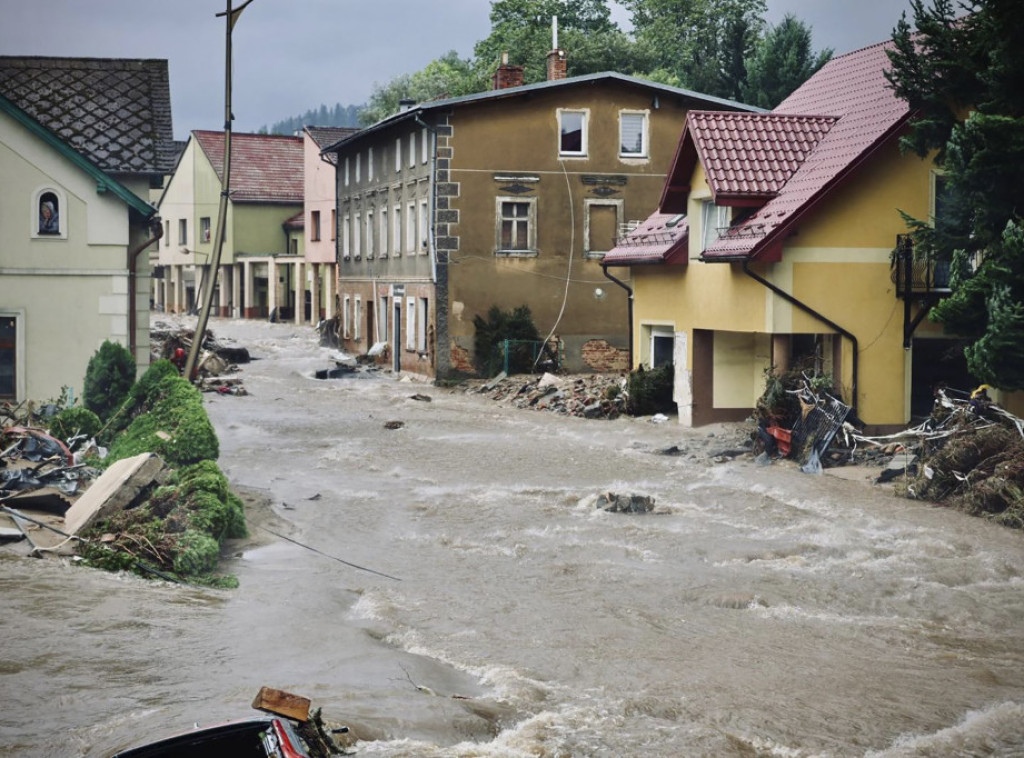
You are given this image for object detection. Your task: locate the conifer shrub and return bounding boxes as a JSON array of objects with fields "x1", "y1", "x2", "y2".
[
  {"x1": 472, "y1": 305, "x2": 542, "y2": 376},
  {"x1": 83, "y1": 340, "x2": 135, "y2": 422},
  {"x1": 48, "y1": 406, "x2": 101, "y2": 442},
  {"x1": 626, "y1": 363, "x2": 675, "y2": 416}
]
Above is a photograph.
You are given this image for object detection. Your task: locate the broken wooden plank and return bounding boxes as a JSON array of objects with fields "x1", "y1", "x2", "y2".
[{"x1": 251, "y1": 687, "x2": 311, "y2": 723}]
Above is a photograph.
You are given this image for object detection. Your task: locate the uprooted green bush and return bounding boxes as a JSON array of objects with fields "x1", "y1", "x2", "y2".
[
  {"x1": 100, "y1": 359, "x2": 219, "y2": 467},
  {"x1": 78, "y1": 460, "x2": 246, "y2": 586},
  {"x1": 48, "y1": 406, "x2": 101, "y2": 442},
  {"x1": 626, "y1": 363, "x2": 675, "y2": 416}
]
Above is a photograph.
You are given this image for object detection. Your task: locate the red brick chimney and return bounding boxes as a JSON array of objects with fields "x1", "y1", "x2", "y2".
[
  {"x1": 546, "y1": 48, "x2": 567, "y2": 81},
  {"x1": 493, "y1": 52, "x2": 525, "y2": 90}
]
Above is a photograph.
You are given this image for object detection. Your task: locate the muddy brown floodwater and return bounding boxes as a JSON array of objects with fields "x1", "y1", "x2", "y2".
[{"x1": 3, "y1": 317, "x2": 1024, "y2": 757}]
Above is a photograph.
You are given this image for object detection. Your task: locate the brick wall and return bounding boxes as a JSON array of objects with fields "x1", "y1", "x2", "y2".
[{"x1": 581, "y1": 339, "x2": 629, "y2": 372}]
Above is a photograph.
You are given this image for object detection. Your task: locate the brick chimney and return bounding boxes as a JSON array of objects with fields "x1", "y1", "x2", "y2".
[
  {"x1": 493, "y1": 52, "x2": 524, "y2": 90},
  {"x1": 546, "y1": 48, "x2": 567, "y2": 81}
]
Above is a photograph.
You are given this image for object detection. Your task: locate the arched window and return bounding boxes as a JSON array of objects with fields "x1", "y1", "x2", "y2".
[{"x1": 33, "y1": 188, "x2": 65, "y2": 238}]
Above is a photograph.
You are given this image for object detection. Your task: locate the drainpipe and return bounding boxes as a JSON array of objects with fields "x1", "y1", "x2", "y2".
[
  {"x1": 741, "y1": 259, "x2": 858, "y2": 414},
  {"x1": 601, "y1": 264, "x2": 633, "y2": 370},
  {"x1": 128, "y1": 214, "x2": 163, "y2": 364}
]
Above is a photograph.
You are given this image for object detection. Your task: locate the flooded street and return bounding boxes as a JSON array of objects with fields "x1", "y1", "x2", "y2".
[{"x1": 3, "y1": 317, "x2": 1024, "y2": 757}]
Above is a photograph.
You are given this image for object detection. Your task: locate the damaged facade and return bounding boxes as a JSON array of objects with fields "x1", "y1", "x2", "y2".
[
  {"x1": 604, "y1": 39, "x2": 1024, "y2": 430},
  {"x1": 322, "y1": 52, "x2": 758, "y2": 380},
  {"x1": 0, "y1": 56, "x2": 175, "y2": 403}
]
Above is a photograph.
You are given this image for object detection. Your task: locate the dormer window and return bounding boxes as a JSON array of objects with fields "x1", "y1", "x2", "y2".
[{"x1": 701, "y1": 201, "x2": 731, "y2": 250}]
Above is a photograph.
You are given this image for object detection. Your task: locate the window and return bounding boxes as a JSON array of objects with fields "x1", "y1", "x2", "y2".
[
  {"x1": 379, "y1": 296, "x2": 388, "y2": 342},
  {"x1": 342, "y1": 214, "x2": 350, "y2": 258},
  {"x1": 417, "y1": 297, "x2": 428, "y2": 352},
  {"x1": 164, "y1": 220, "x2": 170, "y2": 246},
  {"x1": 408, "y1": 133, "x2": 416, "y2": 168},
  {"x1": 368, "y1": 147, "x2": 374, "y2": 181},
  {"x1": 406, "y1": 298, "x2": 416, "y2": 350},
  {"x1": 0, "y1": 315, "x2": 18, "y2": 399},
  {"x1": 200, "y1": 217, "x2": 211, "y2": 243},
  {"x1": 380, "y1": 208, "x2": 388, "y2": 257},
  {"x1": 366, "y1": 211, "x2": 374, "y2": 258},
  {"x1": 353, "y1": 213, "x2": 361, "y2": 258},
  {"x1": 344, "y1": 157, "x2": 350, "y2": 187},
  {"x1": 421, "y1": 128, "x2": 429, "y2": 163},
  {"x1": 496, "y1": 197, "x2": 537, "y2": 253},
  {"x1": 619, "y1": 111, "x2": 648, "y2": 158},
  {"x1": 419, "y1": 200, "x2": 429, "y2": 253},
  {"x1": 395, "y1": 138, "x2": 401, "y2": 172},
  {"x1": 701, "y1": 201, "x2": 730, "y2": 251},
  {"x1": 33, "y1": 188, "x2": 66, "y2": 238},
  {"x1": 343, "y1": 295, "x2": 351, "y2": 339},
  {"x1": 393, "y1": 205, "x2": 402, "y2": 255},
  {"x1": 289, "y1": 237, "x2": 298, "y2": 255},
  {"x1": 178, "y1": 218, "x2": 187, "y2": 246},
  {"x1": 354, "y1": 296, "x2": 362, "y2": 341},
  {"x1": 558, "y1": 110, "x2": 587, "y2": 156},
  {"x1": 649, "y1": 326, "x2": 674, "y2": 369},
  {"x1": 37, "y1": 191, "x2": 60, "y2": 235},
  {"x1": 355, "y1": 153, "x2": 361, "y2": 183},
  {"x1": 407, "y1": 202, "x2": 416, "y2": 253},
  {"x1": 331, "y1": 209, "x2": 336, "y2": 241},
  {"x1": 310, "y1": 210, "x2": 321, "y2": 242},
  {"x1": 584, "y1": 199, "x2": 623, "y2": 258}
]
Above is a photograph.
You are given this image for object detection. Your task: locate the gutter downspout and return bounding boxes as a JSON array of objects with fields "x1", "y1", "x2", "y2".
[
  {"x1": 601, "y1": 264, "x2": 633, "y2": 370},
  {"x1": 128, "y1": 214, "x2": 163, "y2": 365},
  {"x1": 741, "y1": 259, "x2": 858, "y2": 414}
]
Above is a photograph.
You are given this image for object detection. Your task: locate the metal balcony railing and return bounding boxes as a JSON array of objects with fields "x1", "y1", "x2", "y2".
[{"x1": 891, "y1": 234, "x2": 952, "y2": 297}]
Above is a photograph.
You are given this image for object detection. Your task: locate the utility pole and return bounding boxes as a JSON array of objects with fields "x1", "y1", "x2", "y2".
[{"x1": 184, "y1": 0, "x2": 255, "y2": 381}]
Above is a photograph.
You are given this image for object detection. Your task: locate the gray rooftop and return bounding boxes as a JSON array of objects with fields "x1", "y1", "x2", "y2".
[{"x1": 0, "y1": 56, "x2": 176, "y2": 176}]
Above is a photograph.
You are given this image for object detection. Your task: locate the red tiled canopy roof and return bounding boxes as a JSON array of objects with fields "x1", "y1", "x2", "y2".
[
  {"x1": 193, "y1": 130, "x2": 303, "y2": 204},
  {"x1": 602, "y1": 213, "x2": 689, "y2": 265}
]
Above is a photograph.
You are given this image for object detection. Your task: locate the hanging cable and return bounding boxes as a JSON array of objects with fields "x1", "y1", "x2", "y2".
[{"x1": 534, "y1": 159, "x2": 575, "y2": 370}]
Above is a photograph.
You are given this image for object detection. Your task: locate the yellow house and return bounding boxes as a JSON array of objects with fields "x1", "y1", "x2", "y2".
[
  {"x1": 156, "y1": 131, "x2": 303, "y2": 320},
  {"x1": 604, "y1": 40, "x2": 1016, "y2": 431}
]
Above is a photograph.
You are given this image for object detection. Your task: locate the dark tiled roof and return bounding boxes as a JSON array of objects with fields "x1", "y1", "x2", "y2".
[
  {"x1": 0, "y1": 56, "x2": 175, "y2": 175},
  {"x1": 703, "y1": 42, "x2": 911, "y2": 260},
  {"x1": 193, "y1": 130, "x2": 303, "y2": 204},
  {"x1": 305, "y1": 125, "x2": 359, "y2": 148},
  {"x1": 689, "y1": 111, "x2": 837, "y2": 199},
  {"x1": 603, "y1": 213, "x2": 689, "y2": 266}
]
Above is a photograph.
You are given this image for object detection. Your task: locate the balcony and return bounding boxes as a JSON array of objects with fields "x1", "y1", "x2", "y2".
[{"x1": 891, "y1": 234, "x2": 951, "y2": 297}]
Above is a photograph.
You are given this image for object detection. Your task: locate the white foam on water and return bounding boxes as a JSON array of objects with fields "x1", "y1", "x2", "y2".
[{"x1": 866, "y1": 700, "x2": 1024, "y2": 757}]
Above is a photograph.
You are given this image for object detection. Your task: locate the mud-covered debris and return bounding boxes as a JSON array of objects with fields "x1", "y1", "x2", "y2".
[
  {"x1": 591, "y1": 492, "x2": 655, "y2": 513},
  {"x1": 466, "y1": 372, "x2": 628, "y2": 419},
  {"x1": 410, "y1": 393, "x2": 432, "y2": 402},
  {"x1": 384, "y1": 420, "x2": 405, "y2": 430}
]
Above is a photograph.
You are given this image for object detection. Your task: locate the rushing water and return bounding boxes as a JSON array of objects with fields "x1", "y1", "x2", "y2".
[{"x1": 2, "y1": 317, "x2": 1024, "y2": 757}]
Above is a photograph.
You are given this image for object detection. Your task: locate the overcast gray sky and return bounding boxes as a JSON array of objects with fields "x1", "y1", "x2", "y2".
[{"x1": 1, "y1": 0, "x2": 914, "y2": 140}]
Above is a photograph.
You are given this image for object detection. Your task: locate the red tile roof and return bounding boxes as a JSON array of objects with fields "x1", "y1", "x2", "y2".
[
  {"x1": 704, "y1": 41, "x2": 911, "y2": 261},
  {"x1": 690, "y1": 111, "x2": 837, "y2": 200},
  {"x1": 606, "y1": 41, "x2": 912, "y2": 265},
  {"x1": 193, "y1": 130, "x2": 303, "y2": 204},
  {"x1": 602, "y1": 213, "x2": 689, "y2": 265}
]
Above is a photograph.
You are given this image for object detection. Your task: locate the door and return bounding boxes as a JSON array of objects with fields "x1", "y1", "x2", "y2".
[{"x1": 393, "y1": 299, "x2": 402, "y2": 373}]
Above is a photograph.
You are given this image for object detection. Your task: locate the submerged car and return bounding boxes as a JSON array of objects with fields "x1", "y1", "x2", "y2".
[{"x1": 111, "y1": 717, "x2": 311, "y2": 758}]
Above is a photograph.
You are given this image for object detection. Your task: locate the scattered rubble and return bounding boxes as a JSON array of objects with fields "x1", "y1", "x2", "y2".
[
  {"x1": 464, "y1": 372, "x2": 628, "y2": 419},
  {"x1": 590, "y1": 492, "x2": 656, "y2": 513},
  {"x1": 151, "y1": 318, "x2": 251, "y2": 394}
]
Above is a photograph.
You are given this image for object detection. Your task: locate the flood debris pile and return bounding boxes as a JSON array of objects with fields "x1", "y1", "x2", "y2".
[
  {"x1": 467, "y1": 371, "x2": 628, "y2": 419},
  {"x1": 851, "y1": 390, "x2": 1024, "y2": 528},
  {"x1": 1, "y1": 359, "x2": 246, "y2": 586},
  {"x1": 151, "y1": 318, "x2": 251, "y2": 395}
]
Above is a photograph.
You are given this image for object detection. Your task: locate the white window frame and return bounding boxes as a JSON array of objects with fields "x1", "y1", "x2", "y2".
[
  {"x1": 557, "y1": 109, "x2": 588, "y2": 157},
  {"x1": 619, "y1": 110, "x2": 649, "y2": 159},
  {"x1": 380, "y1": 207, "x2": 388, "y2": 257},
  {"x1": 495, "y1": 196, "x2": 538, "y2": 255},
  {"x1": 417, "y1": 297, "x2": 428, "y2": 352},
  {"x1": 408, "y1": 133, "x2": 416, "y2": 168},
  {"x1": 354, "y1": 295, "x2": 362, "y2": 341},
  {"x1": 393, "y1": 204, "x2": 402, "y2": 257},
  {"x1": 421, "y1": 128, "x2": 429, "y2": 164},
  {"x1": 395, "y1": 138, "x2": 401, "y2": 172},
  {"x1": 701, "y1": 201, "x2": 731, "y2": 251},
  {"x1": 368, "y1": 147, "x2": 374, "y2": 181},
  {"x1": 419, "y1": 199, "x2": 429, "y2": 253},
  {"x1": 366, "y1": 210, "x2": 374, "y2": 259},
  {"x1": 353, "y1": 212, "x2": 361, "y2": 259},
  {"x1": 355, "y1": 153, "x2": 361, "y2": 183},
  {"x1": 407, "y1": 202, "x2": 416, "y2": 253},
  {"x1": 342, "y1": 214, "x2": 350, "y2": 258},
  {"x1": 648, "y1": 325, "x2": 675, "y2": 369},
  {"x1": 344, "y1": 157, "x2": 350, "y2": 187},
  {"x1": 178, "y1": 218, "x2": 188, "y2": 247},
  {"x1": 406, "y1": 297, "x2": 416, "y2": 351},
  {"x1": 343, "y1": 295, "x2": 352, "y2": 339}
]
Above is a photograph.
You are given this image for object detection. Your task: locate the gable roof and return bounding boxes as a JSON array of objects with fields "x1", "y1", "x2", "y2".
[
  {"x1": 0, "y1": 92, "x2": 155, "y2": 218},
  {"x1": 321, "y1": 71, "x2": 763, "y2": 154},
  {"x1": 0, "y1": 56, "x2": 176, "y2": 176},
  {"x1": 305, "y1": 125, "x2": 359, "y2": 148},
  {"x1": 604, "y1": 41, "x2": 912, "y2": 266},
  {"x1": 193, "y1": 130, "x2": 304, "y2": 204}
]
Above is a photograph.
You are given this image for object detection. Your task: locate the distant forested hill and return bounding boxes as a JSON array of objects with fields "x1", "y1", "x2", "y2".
[{"x1": 260, "y1": 102, "x2": 363, "y2": 135}]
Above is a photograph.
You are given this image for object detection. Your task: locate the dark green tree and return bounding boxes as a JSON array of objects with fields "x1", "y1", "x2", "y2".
[
  {"x1": 360, "y1": 51, "x2": 486, "y2": 125},
  {"x1": 83, "y1": 340, "x2": 135, "y2": 422},
  {"x1": 742, "y1": 14, "x2": 832, "y2": 108},
  {"x1": 886, "y1": 0, "x2": 1024, "y2": 389}
]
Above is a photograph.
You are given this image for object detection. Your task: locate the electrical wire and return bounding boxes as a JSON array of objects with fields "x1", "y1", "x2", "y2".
[{"x1": 533, "y1": 159, "x2": 575, "y2": 370}]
